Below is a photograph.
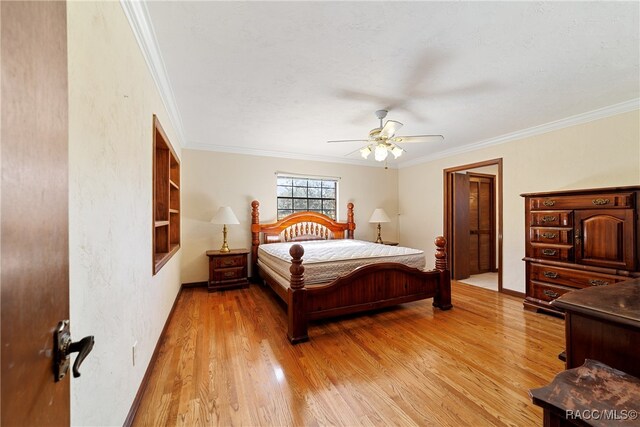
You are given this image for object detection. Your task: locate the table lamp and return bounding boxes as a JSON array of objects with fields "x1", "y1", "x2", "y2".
[
  {"x1": 369, "y1": 208, "x2": 391, "y2": 244},
  {"x1": 211, "y1": 206, "x2": 240, "y2": 253}
]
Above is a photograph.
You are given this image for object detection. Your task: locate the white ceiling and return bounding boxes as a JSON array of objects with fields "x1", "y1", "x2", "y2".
[{"x1": 141, "y1": 1, "x2": 639, "y2": 168}]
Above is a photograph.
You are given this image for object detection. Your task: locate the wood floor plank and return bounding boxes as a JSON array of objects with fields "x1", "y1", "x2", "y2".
[{"x1": 133, "y1": 281, "x2": 565, "y2": 426}]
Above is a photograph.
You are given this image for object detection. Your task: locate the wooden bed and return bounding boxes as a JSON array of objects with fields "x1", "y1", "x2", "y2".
[{"x1": 250, "y1": 200, "x2": 452, "y2": 343}]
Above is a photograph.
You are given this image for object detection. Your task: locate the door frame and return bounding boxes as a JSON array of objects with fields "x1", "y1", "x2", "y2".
[{"x1": 443, "y1": 158, "x2": 504, "y2": 293}]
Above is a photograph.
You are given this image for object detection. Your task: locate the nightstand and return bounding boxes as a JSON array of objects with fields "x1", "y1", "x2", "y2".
[{"x1": 206, "y1": 249, "x2": 249, "y2": 292}]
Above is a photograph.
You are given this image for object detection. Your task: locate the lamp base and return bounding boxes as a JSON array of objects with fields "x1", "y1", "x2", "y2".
[
  {"x1": 375, "y1": 223, "x2": 383, "y2": 244},
  {"x1": 220, "y1": 224, "x2": 231, "y2": 252}
]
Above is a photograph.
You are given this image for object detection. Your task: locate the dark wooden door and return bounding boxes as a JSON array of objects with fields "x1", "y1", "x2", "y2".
[
  {"x1": 1, "y1": 2, "x2": 71, "y2": 425},
  {"x1": 468, "y1": 174, "x2": 495, "y2": 274},
  {"x1": 452, "y1": 173, "x2": 470, "y2": 280},
  {"x1": 574, "y1": 209, "x2": 636, "y2": 271}
]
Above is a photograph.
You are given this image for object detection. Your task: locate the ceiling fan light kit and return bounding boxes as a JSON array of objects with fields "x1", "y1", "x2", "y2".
[
  {"x1": 328, "y1": 109, "x2": 443, "y2": 166},
  {"x1": 374, "y1": 144, "x2": 388, "y2": 161},
  {"x1": 360, "y1": 146, "x2": 372, "y2": 159}
]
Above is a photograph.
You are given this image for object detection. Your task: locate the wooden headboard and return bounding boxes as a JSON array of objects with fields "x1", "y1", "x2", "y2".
[{"x1": 250, "y1": 200, "x2": 356, "y2": 274}]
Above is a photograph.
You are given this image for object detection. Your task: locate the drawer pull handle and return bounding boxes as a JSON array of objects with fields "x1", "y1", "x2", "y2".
[
  {"x1": 222, "y1": 260, "x2": 234, "y2": 266},
  {"x1": 223, "y1": 271, "x2": 236, "y2": 278},
  {"x1": 540, "y1": 216, "x2": 557, "y2": 223},
  {"x1": 543, "y1": 200, "x2": 555, "y2": 207},
  {"x1": 592, "y1": 198, "x2": 610, "y2": 206},
  {"x1": 543, "y1": 271, "x2": 558, "y2": 279},
  {"x1": 540, "y1": 232, "x2": 557, "y2": 239},
  {"x1": 589, "y1": 279, "x2": 609, "y2": 287},
  {"x1": 543, "y1": 290, "x2": 560, "y2": 298},
  {"x1": 542, "y1": 249, "x2": 557, "y2": 256}
]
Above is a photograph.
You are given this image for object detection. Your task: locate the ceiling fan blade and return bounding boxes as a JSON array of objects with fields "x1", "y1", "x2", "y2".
[
  {"x1": 379, "y1": 120, "x2": 403, "y2": 139},
  {"x1": 392, "y1": 135, "x2": 444, "y2": 144},
  {"x1": 327, "y1": 139, "x2": 369, "y2": 144}
]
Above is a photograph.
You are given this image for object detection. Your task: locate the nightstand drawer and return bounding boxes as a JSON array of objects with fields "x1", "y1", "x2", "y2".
[
  {"x1": 213, "y1": 255, "x2": 245, "y2": 268},
  {"x1": 213, "y1": 267, "x2": 245, "y2": 282}
]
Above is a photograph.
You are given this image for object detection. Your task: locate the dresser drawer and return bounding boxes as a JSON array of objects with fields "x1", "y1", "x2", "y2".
[
  {"x1": 530, "y1": 245, "x2": 572, "y2": 262},
  {"x1": 529, "y1": 193, "x2": 634, "y2": 210},
  {"x1": 213, "y1": 267, "x2": 245, "y2": 282},
  {"x1": 529, "y1": 263, "x2": 626, "y2": 289},
  {"x1": 530, "y1": 211, "x2": 572, "y2": 227},
  {"x1": 529, "y1": 228, "x2": 572, "y2": 244},
  {"x1": 213, "y1": 255, "x2": 245, "y2": 268},
  {"x1": 529, "y1": 280, "x2": 575, "y2": 303}
]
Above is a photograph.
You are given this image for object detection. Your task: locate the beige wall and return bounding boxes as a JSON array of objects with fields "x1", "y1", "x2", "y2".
[
  {"x1": 399, "y1": 110, "x2": 640, "y2": 292},
  {"x1": 181, "y1": 150, "x2": 399, "y2": 283},
  {"x1": 68, "y1": 2, "x2": 182, "y2": 425}
]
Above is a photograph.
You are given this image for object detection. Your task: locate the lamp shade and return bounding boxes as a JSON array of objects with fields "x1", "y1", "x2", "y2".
[
  {"x1": 211, "y1": 206, "x2": 240, "y2": 225},
  {"x1": 368, "y1": 208, "x2": 391, "y2": 223}
]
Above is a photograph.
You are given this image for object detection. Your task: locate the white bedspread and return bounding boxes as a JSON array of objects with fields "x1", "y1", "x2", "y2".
[{"x1": 258, "y1": 239, "x2": 426, "y2": 285}]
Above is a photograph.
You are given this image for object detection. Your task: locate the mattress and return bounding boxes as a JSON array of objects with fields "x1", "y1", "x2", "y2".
[{"x1": 257, "y1": 239, "x2": 426, "y2": 286}]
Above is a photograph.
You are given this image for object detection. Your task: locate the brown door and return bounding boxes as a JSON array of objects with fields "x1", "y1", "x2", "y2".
[
  {"x1": 1, "y1": 2, "x2": 71, "y2": 425},
  {"x1": 468, "y1": 174, "x2": 495, "y2": 275},
  {"x1": 574, "y1": 209, "x2": 636, "y2": 270},
  {"x1": 452, "y1": 173, "x2": 470, "y2": 280}
]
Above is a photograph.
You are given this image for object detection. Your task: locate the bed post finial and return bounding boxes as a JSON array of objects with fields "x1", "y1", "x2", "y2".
[
  {"x1": 289, "y1": 244, "x2": 305, "y2": 289},
  {"x1": 251, "y1": 200, "x2": 260, "y2": 281},
  {"x1": 434, "y1": 235, "x2": 447, "y2": 271},
  {"x1": 347, "y1": 202, "x2": 355, "y2": 239},
  {"x1": 288, "y1": 244, "x2": 308, "y2": 343},
  {"x1": 433, "y1": 235, "x2": 452, "y2": 310}
]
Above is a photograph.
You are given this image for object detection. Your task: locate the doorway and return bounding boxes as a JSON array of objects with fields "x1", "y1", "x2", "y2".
[{"x1": 444, "y1": 159, "x2": 503, "y2": 292}]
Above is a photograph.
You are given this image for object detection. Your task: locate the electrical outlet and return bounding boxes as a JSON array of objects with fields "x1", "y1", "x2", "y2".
[{"x1": 132, "y1": 341, "x2": 137, "y2": 366}]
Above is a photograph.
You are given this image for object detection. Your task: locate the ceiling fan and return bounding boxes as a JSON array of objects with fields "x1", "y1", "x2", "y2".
[{"x1": 327, "y1": 110, "x2": 444, "y2": 162}]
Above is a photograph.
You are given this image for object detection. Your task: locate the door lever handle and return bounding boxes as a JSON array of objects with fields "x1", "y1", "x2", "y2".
[
  {"x1": 69, "y1": 336, "x2": 95, "y2": 378},
  {"x1": 54, "y1": 320, "x2": 95, "y2": 381}
]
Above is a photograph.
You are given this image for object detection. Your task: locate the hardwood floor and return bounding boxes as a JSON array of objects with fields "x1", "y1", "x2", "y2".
[{"x1": 133, "y1": 282, "x2": 564, "y2": 426}]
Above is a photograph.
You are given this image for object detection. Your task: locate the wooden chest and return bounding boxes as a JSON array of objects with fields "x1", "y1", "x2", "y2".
[{"x1": 521, "y1": 186, "x2": 640, "y2": 315}]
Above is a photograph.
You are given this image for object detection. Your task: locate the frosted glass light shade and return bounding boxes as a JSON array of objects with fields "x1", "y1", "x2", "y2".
[
  {"x1": 368, "y1": 208, "x2": 391, "y2": 223},
  {"x1": 391, "y1": 145, "x2": 403, "y2": 159},
  {"x1": 374, "y1": 144, "x2": 388, "y2": 161},
  {"x1": 211, "y1": 206, "x2": 240, "y2": 225},
  {"x1": 360, "y1": 146, "x2": 372, "y2": 159}
]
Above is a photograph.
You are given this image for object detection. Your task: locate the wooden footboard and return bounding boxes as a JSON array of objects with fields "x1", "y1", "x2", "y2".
[{"x1": 286, "y1": 237, "x2": 452, "y2": 343}]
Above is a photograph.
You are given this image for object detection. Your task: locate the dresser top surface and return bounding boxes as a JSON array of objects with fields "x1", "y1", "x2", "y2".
[
  {"x1": 552, "y1": 278, "x2": 640, "y2": 327},
  {"x1": 520, "y1": 185, "x2": 640, "y2": 198}
]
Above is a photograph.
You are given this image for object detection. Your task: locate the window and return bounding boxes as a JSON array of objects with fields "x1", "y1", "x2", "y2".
[
  {"x1": 153, "y1": 115, "x2": 180, "y2": 274},
  {"x1": 277, "y1": 175, "x2": 338, "y2": 220}
]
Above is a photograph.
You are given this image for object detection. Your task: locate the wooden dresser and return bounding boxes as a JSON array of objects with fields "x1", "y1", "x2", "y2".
[
  {"x1": 521, "y1": 186, "x2": 640, "y2": 315},
  {"x1": 552, "y1": 278, "x2": 640, "y2": 378}
]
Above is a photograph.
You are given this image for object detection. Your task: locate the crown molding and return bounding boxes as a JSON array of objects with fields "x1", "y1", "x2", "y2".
[
  {"x1": 120, "y1": 0, "x2": 187, "y2": 148},
  {"x1": 399, "y1": 98, "x2": 640, "y2": 168},
  {"x1": 185, "y1": 142, "x2": 399, "y2": 169}
]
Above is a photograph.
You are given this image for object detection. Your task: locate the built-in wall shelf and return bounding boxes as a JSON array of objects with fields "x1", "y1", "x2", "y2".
[{"x1": 153, "y1": 115, "x2": 180, "y2": 275}]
